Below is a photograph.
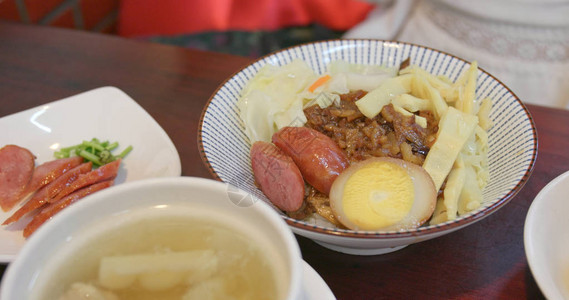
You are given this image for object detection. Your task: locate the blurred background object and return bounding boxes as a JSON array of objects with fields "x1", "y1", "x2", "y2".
[
  {"x1": 1, "y1": 0, "x2": 568, "y2": 109},
  {"x1": 116, "y1": 0, "x2": 373, "y2": 57},
  {"x1": 347, "y1": 0, "x2": 569, "y2": 109},
  {"x1": 0, "y1": 0, "x2": 372, "y2": 57},
  {"x1": 0, "y1": 0, "x2": 118, "y2": 33}
]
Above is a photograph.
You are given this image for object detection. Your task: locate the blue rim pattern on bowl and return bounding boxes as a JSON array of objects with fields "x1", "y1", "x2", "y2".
[{"x1": 198, "y1": 39, "x2": 538, "y2": 239}]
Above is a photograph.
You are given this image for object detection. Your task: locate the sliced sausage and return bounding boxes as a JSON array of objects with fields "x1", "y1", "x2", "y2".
[
  {"x1": 250, "y1": 141, "x2": 304, "y2": 212},
  {"x1": 272, "y1": 127, "x2": 349, "y2": 195},
  {"x1": 3, "y1": 161, "x2": 92, "y2": 225},
  {"x1": 49, "y1": 159, "x2": 120, "y2": 203},
  {"x1": 0, "y1": 145, "x2": 35, "y2": 211},
  {"x1": 24, "y1": 156, "x2": 84, "y2": 196},
  {"x1": 23, "y1": 179, "x2": 114, "y2": 238}
]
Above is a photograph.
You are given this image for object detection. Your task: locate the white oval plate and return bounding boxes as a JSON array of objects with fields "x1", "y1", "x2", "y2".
[
  {"x1": 0, "y1": 86, "x2": 181, "y2": 262},
  {"x1": 525, "y1": 171, "x2": 569, "y2": 300}
]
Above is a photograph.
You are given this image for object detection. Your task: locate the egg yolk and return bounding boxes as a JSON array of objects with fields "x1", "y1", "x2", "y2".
[{"x1": 342, "y1": 161, "x2": 414, "y2": 230}]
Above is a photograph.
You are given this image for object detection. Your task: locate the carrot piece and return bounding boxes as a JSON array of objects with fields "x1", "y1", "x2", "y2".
[
  {"x1": 23, "y1": 179, "x2": 114, "y2": 238},
  {"x1": 308, "y1": 75, "x2": 331, "y2": 93}
]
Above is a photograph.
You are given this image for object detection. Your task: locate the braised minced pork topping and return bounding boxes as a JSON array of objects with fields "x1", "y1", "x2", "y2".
[{"x1": 289, "y1": 90, "x2": 440, "y2": 225}]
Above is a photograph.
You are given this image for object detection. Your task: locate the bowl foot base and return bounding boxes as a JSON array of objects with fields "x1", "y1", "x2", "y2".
[{"x1": 313, "y1": 241, "x2": 408, "y2": 255}]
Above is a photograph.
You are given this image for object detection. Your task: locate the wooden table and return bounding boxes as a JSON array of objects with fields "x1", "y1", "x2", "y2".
[{"x1": 1, "y1": 20, "x2": 568, "y2": 299}]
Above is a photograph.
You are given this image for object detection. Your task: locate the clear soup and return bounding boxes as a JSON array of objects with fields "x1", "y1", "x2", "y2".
[{"x1": 32, "y1": 208, "x2": 282, "y2": 300}]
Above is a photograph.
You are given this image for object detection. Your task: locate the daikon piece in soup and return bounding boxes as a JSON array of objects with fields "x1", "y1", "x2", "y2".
[{"x1": 31, "y1": 207, "x2": 285, "y2": 300}]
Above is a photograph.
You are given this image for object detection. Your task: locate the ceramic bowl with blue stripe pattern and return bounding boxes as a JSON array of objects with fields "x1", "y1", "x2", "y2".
[{"x1": 198, "y1": 40, "x2": 537, "y2": 255}]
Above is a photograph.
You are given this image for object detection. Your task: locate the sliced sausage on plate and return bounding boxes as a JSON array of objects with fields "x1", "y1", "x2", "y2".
[
  {"x1": 49, "y1": 158, "x2": 120, "y2": 203},
  {"x1": 0, "y1": 145, "x2": 35, "y2": 212},
  {"x1": 23, "y1": 156, "x2": 84, "y2": 196},
  {"x1": 3, "y1": 162, "x2": 92, "y2": 225},
  {"x1": 23, "y1": 179, "x2": 115, "y2": 238}
]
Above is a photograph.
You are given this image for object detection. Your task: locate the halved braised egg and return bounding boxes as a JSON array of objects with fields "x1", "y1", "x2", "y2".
[{"x1": 329, "y1": 157, "x2": 436, "y2": 231}]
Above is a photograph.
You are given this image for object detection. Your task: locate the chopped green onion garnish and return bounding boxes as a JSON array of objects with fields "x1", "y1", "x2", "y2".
[{"x1": 54, "y1": 138, "x2": 133, "y2": 168}]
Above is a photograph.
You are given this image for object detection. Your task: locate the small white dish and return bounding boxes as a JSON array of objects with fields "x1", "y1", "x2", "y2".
[
  {"x1": 0, "y1": 87, "x2": 181, "y2": 262},
  {"x1": 525, "y1": 171, "x2": 569, "y2": 300},
  {"x1": 302, "y1": 260, "x2": 335, "y2": 300}
]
